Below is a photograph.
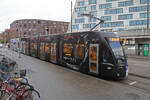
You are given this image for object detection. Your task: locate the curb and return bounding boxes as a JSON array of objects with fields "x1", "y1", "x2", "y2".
[
  {"x1": 128, "y1": 56, "x2": 150, "y2": 60},
  {"x1": 129, "y1": 73, "x2": 150, "y2": 80}
]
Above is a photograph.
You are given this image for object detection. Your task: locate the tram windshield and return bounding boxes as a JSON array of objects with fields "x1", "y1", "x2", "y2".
[{"x1": 108, "y1": 38, "x2": 125, "y2": 59}]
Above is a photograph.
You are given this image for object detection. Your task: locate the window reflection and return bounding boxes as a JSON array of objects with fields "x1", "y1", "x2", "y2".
[
  {"x1": 74, "y1": 44, "x2": 85, "y2": 60},
  {"x1": 90, "y1": 46, "x2": 97, "y2": 61},
  {"x1": 64, "y1": 43, "x2": 73, "y2": 57},
  {"x1": 50, "y1": 43, "x2": 56, "y2": 62},
  {"x1": 103, "y1": 45, "x2": 113, "y2": 63}
]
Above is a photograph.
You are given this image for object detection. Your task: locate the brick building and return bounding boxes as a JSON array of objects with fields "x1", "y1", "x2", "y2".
[
  {"x1": 0, "y1": 34, "x2": 3, "y2": 41},
  {"x1": 10, "y1": 19, "x2": 69, "y2": 37},
  {"x1": 2, "y1": 29, "x2": 19, "y2": 42}
]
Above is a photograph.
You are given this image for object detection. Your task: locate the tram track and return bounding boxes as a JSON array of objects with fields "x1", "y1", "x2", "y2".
[{"x1": 115, "y1": 74, "x2": 150, "y2": 94}]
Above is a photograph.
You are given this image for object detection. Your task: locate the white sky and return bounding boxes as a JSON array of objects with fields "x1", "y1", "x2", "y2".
[{"x1": 0, "y1": 0, "x2": 76, "y2": 32}]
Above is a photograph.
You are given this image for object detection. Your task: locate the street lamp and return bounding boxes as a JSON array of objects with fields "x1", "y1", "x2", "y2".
[{"x1": 81, "y1": 13, "x2": 105, "y2": 31}]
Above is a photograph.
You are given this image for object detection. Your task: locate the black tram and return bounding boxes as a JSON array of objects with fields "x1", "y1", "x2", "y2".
[
  {"x1": 21, "y1": 31, "x2": 128, "y2": 79},
  {"x1": 21, "y1": 37, "x2": 29, "y2": 55},
  {"x1": 29, "y1": 37, "x2": 38, "y2": 57}
]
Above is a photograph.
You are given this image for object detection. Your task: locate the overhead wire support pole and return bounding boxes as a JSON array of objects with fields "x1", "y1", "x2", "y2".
[
  {"x1": 90, "y1": 21, "x2": 103, "y2": 31},
  {"x1": 71, "y1": 1, "x2": 73, "y2": 32},
  {"x1": 19, "y1": 33, "x2": 21, "y2": 58},
  {"x1": 147, "y1": 0, "x2": 149, "y2": 32}
]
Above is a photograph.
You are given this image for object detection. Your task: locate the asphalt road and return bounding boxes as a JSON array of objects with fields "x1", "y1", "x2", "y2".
[
  {"x1": 128, "y1": 57, "x2": 150, "y2": 78},
  {"x1": 1, "y1": 48, "x2": 150, "y2": 100}
]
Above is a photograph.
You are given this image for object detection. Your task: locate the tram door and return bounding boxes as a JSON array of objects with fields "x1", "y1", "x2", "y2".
[
  {"x1": 40, "y1": 43, "x2": 45, "y2": 59},
  {"x1": 50, "y1": 43, "x2": 57, "y2": 63},
  {"x1": 89, "y1": 44, "x2": 99, "y2": 74}
]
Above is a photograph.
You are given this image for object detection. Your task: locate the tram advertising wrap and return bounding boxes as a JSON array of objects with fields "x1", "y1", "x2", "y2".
[{"x1": 15, "y1": 31, "x2": 128, "y2": 79}]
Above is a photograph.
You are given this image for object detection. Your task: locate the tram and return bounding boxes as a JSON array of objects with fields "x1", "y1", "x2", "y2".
[
  {"x1": 18, "y1": 31, "x2": 128, "y2": 79},
  {"x1": 10, "y1": 38, "x2": 20, "y2": 51}
]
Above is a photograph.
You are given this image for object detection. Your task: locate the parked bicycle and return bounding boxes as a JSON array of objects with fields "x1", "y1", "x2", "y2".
[{"x1": 0, "y1": 56, "x2": 40, "y2": 100}]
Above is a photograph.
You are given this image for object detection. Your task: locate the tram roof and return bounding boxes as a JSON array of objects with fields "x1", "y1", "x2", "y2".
[
  {"x1": 63, "y1": 31, "x2": 119, "y2": 38},
  {"x1": 20, "y1": 31, "x2": 120, "y2": 39}
]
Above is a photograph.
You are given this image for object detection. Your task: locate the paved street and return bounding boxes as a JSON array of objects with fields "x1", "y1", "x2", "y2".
[
  {"x1": 1, "y1": 48, "x2": 150, "y2": 100},
  {"x1": 128, "y1": 57, "x2": 150, "y2": 78}
]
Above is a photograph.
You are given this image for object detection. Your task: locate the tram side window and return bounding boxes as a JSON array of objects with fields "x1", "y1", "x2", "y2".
[
  {"x1": 45, "y1": 43, "x2": 50, "y2": 54},
  {"x1": 64, "y1": 43, "x2": 73, "y2": 57},
  {"x1": 103, "y1": 45, "x2": 113, "y2": 64},
  {"x1": 74, "y1": 44, "x2": 85, "y2": 60}
]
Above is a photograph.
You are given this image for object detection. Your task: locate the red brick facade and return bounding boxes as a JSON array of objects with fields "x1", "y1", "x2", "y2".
[{"x1": 10, "y1": 19, "x2": 69, "y2": 37}]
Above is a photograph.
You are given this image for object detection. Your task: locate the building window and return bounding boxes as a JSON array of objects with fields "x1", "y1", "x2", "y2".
[
  {"x1": 72, "y1": 25, "x2": 79, "y2": 29},
  {"x1": 77, "y1": 13, "x2": 83, "y2": 17},
  {"x1": 88, "y1": 18, "x2": 97, "y2": 22},
  {"x1": 83, "y1": 23, "x2": 96, "y2": 29},
  {"x1": 91, "y1": 5, "x2": 96, "y2": 10},
  {"x1": 129, "y1": 20, "x2": 147, "y2": 26},
  {"x1": 33, "y1": 20, "x2": 36, "y2": 24},
  {"x1": 118, "y1": 28, "x2": 125, "y2": 31},
  {"x1": 104, "y1": 8, "x2": 123, "y2": 15},
  {"x1": 28, "y1": 32, "x2": 31, "y2": 36},
  {"x1": 75, "y1": 7, "x2": 86, "y2": 12},
  {"x1": 83, "y1": 24, "x2": 91, "y2": 29},
  {"x1": 118, "y1": 14, "x2": 133, "y2": 20},
  {"x1": 75, "y1": 18, "x2": 85, "y2": 23},
  {"x1": 28, "y1": 24, "x2": 31, "y2": 29},
  {"x1": 37, "y1": 20, "x2": 41, "y2": 24},
  {"x1": 101, "y1": 16, "x2": 111, "y2": 21},
  {"x1": 77, "y1": 1, "x2": 85, "y2": 6},
  {"x1": 24, "y1": 32, "x2": 26, "y2": 35},
  {"x1": 99, "y1": 3, "x2": 112, "y2": 9},
  {"x1": 90, "y1": 11, "x2": 97, "y2": 16},
  {"x1": 89, "y1": 0, "x2": 97, "y2": 4},
  {"x1": 118, "y1": 0, "x2": 133, "y2": 7},
  {"x1": 33, "y1": 24, "x2": 36, "y2": 29},
  {"x1": 24, "y1": 24, "x2": 27, "y2": 29},
  {"x1": 129, "y1": 6, "x2": 148, "y2": 12},
  {"x1": 106, "y1": 0, "x2": 117, "y2": 2},
  {"x1": 100, "y1": 21, "x2": 124, "y2": 28},
  {"x1": 91, "y1": 23, "x2": 96, "y2": 28},
  {"x1": 140, "y1": 13, "x2": 150, "y2": 18},
  {"x1": 140, "y1": 0, "x2": 150, "y2": 4}
]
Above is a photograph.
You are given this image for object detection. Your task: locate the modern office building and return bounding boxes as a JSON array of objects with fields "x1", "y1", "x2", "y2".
[
  {"x1": 68, "y1": 0, "x2": 150, "y2": 32},
  {"x1": 67, "y1": 0, "x2": 150, "y2": 57},
  {"x1": 10, "y1": 19, "x2": 69, "y2": 37}
]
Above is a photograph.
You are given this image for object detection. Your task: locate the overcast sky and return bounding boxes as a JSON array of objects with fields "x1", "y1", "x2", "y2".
[{"x1": 0, "y1": 0, "x2": 76, "y2": 32}]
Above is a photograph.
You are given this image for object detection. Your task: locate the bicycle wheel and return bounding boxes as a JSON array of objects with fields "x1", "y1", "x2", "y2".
[
  {"x1": 0, "y1": 90, "x2": 10, "y2": 100},
  {"x1": 22, "y1": 89, "x2": 40, "y2": 100},
  {"x1": 16, "y1": 83, "x2": 34, "y2": 94},
  {"x1": 19, "y1": 77, "x2": 28, "y2": 84}
]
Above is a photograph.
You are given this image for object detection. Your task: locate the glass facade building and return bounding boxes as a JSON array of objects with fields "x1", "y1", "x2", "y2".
[{"x1": 68, "y1": 0, "x2": 150, "y2": 32}]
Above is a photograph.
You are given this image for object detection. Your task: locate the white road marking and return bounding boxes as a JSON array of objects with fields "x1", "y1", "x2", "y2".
[{"x1": 129, "y1": 81, "x2": 137, "y2": 85}]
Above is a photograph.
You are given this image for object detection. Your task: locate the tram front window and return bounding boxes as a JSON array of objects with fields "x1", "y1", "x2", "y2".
[
  {"x1": 103, "y1": 45, "x2": 113, "y2": 64},
  {"x1": 108, "y1": 38, "x2": 125, "y2": 60}
]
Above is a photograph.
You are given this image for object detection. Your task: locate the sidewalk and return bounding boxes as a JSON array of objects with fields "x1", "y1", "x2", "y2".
[
  {"x1": 128, "y1": 55, "x2": 150, "y2": 60},
  {"x1": 128, "y1": 56, "x2": 150, "y2": 79}
]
